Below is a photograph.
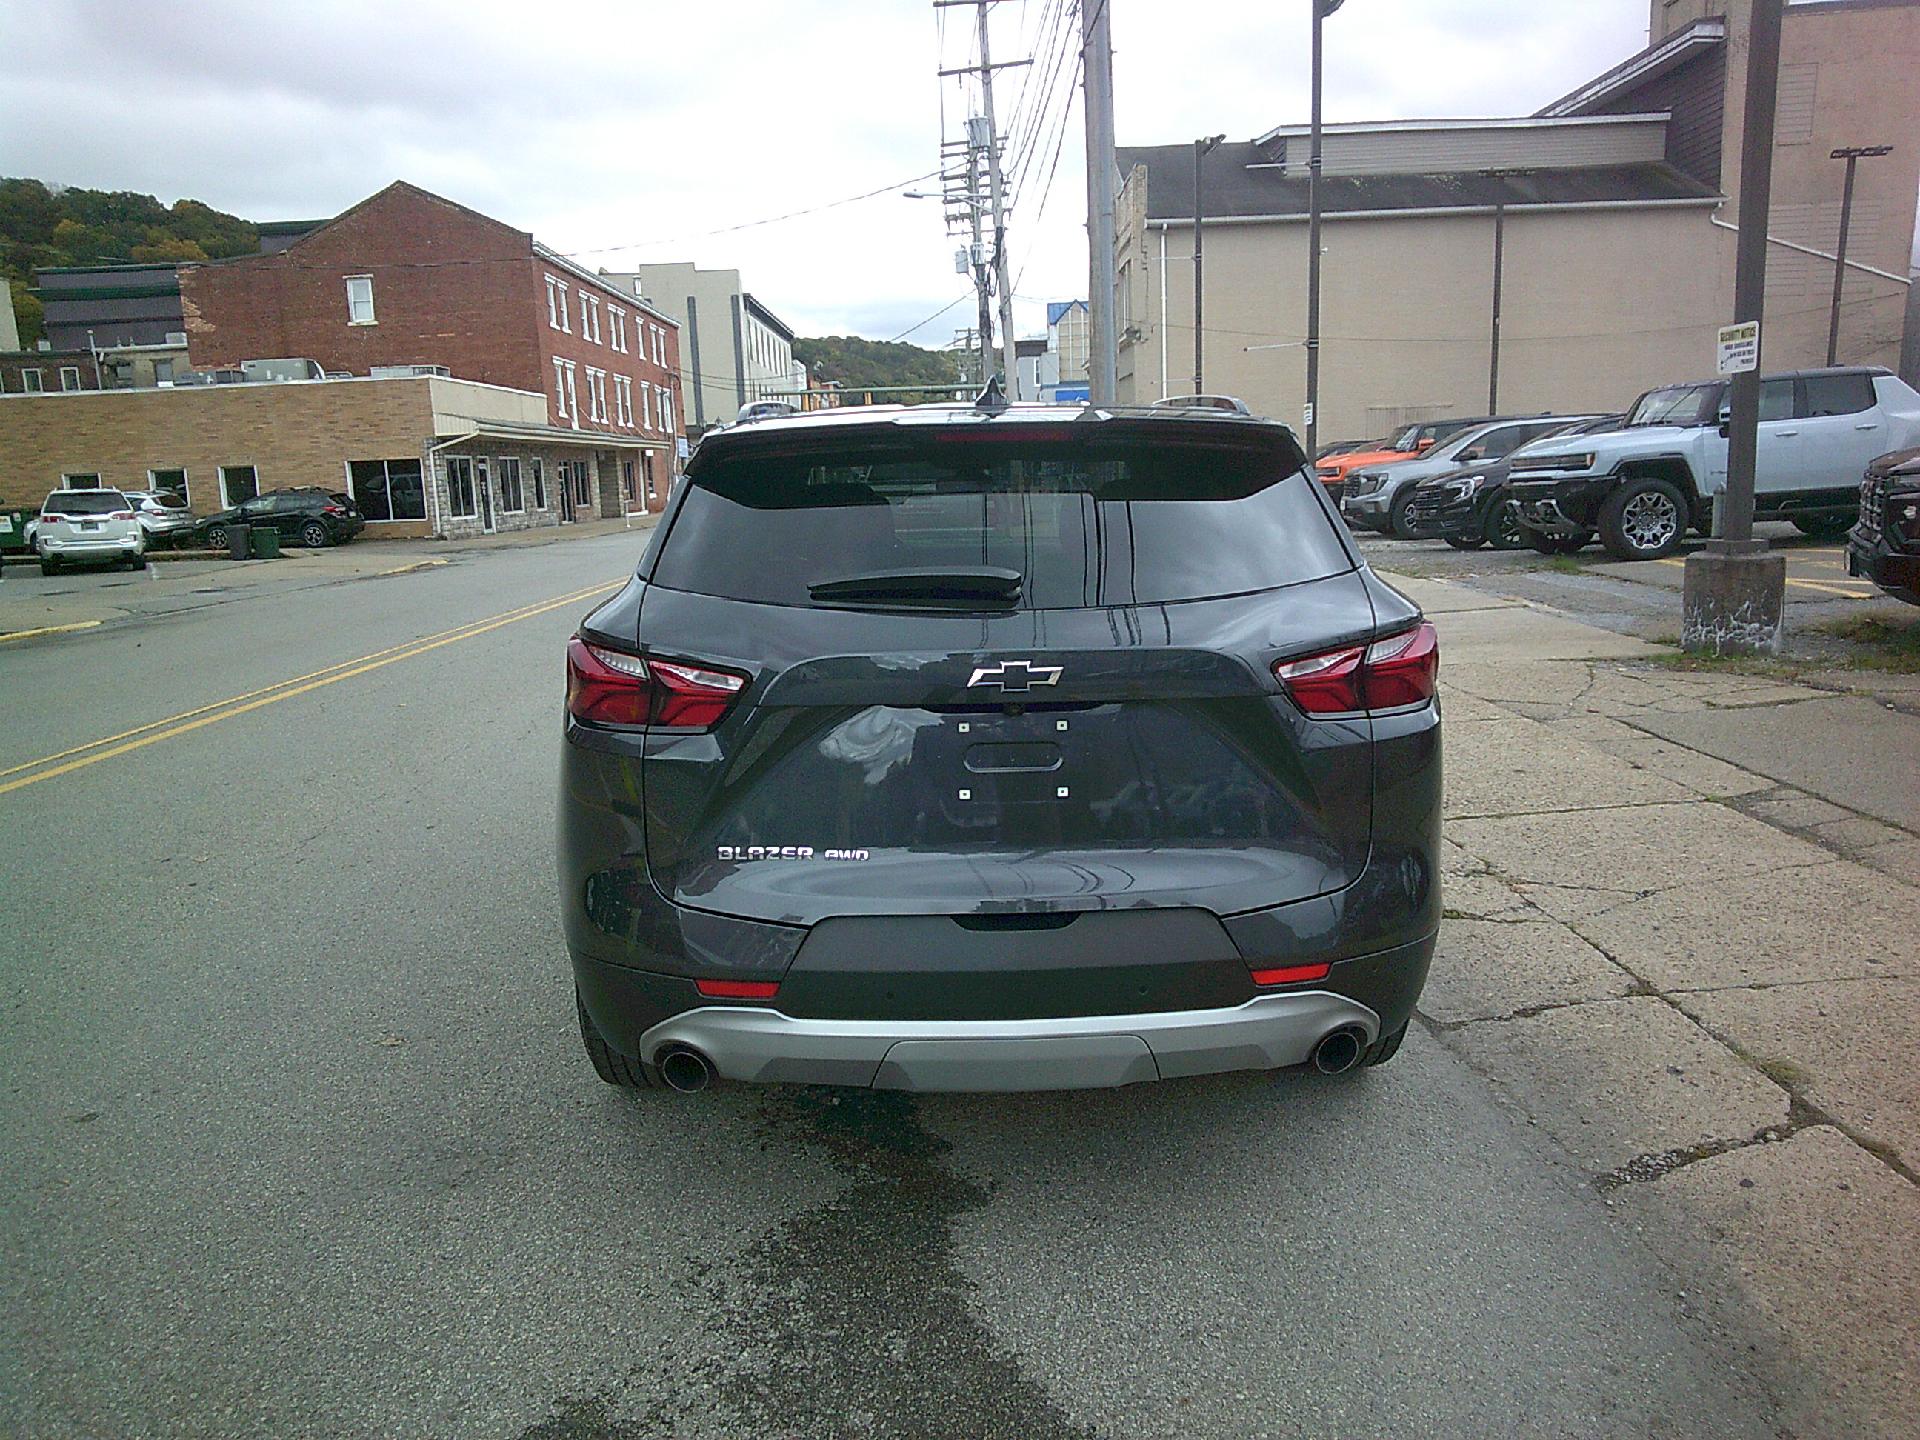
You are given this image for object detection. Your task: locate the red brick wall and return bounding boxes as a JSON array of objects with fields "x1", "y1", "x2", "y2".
[
  {"x1": 180, "y1": 183, "x2": 544, "y2": 396},
  {"x1": 2, "y1": 351, "x2": 99, "y2": 394},
  {"x1": 534, "y1": 271, "x2": 683, "y2": 449}
]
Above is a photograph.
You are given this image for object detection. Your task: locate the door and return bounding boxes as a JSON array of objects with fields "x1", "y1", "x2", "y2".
[
  {"x1": 558, "y1": 461, "x2": 576, "y2": 522},
  {"x1": 1794, "y1": 372, "x2": 1888, "y2": 496},
  {"x1": 1754, "y1": 377, "x2": 1803, "y2": 493},
  {"x1": 476, "y1": 457, "x2": 496, "y2": 533}
]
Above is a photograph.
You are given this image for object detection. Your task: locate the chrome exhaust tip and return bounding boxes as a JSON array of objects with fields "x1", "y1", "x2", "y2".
[
  {"x1": 1312, "y1": 1026, "x2": 1367, "y2": 1076},
  {"x1": 657, "y1": 1045, "x2": 716, "y2": 1093}
]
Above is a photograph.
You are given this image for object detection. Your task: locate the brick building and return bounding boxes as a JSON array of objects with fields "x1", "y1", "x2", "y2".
[
  {"x1": 0, "y1": 374, "x2": 668, "y2": 539},
  {"x1": 0, "y1": 350, "x2": 101, "y2": 395},
  {"x1": 179, "y1": 181, "x2": 683, "y2": 504}
]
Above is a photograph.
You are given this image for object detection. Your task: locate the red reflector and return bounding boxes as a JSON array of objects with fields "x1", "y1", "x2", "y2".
[
  {"x1": 1250, "y1": 962, "x2": 1332, "y2": 986},
  {"x1": 694, "y1": 979, "x2": 780, "y2": 999}
]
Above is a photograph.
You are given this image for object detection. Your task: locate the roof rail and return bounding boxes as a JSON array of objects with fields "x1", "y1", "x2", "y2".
[
  {"x1": 736, "y1": 400, "x2": 798, "y2": 423},
  {"x1": 1153, "y1": 394, "x2": 1252, "y2": 415}
]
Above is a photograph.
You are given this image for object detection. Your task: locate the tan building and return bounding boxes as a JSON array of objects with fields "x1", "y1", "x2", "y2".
[
  {"x1": 0, "y1": 374, "x2": 665, "y2": 538},
  {"x1": 1115, "y1": 0, "x2": 1919, "y2": 441},
  {"x1": 1116, "y1": 115, "x2": 1726, "y2": 438}
]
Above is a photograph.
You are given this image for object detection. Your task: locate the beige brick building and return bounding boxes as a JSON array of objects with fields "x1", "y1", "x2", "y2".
[{"x1": 0, "y1": 375, "x2": 668, "y2": 539}]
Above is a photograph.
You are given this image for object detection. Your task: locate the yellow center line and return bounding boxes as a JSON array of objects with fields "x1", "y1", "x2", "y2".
[
  {"x1": 1789, "y1": 577, "x2": 1876, "y2": 599},
  {"x1": 0, "y1": 620, "x2": 105, "y2": 644},
  {"x1": 0, "y1": 579, "x2": 621, "y2": 797}
]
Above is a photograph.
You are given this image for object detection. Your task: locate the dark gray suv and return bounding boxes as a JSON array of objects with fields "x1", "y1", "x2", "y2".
[{"x1": 559, "y1": 397, "x2": 1441, "y2": 1094}]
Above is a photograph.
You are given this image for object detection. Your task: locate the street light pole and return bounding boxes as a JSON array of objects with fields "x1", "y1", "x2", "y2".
[
  {"x1": 1304, "y1": 0, "x2": 1343, "y2": 454},
  {"x1": 1682, "y1": 0, "x2": 1786, "y2": 656},
  {"x1": 1192, "y1": 134, "x2": 1223, "y2": 393},
  {"x1": 1082, "y1": 0, "x2": 1119, "y2": 404},
  {"x1": 1488, "y1": 197, "x2": 1505, "y2": 413},
  {"x1": 1826, "y1": 145, "x2": 1892, "y2": 366}
]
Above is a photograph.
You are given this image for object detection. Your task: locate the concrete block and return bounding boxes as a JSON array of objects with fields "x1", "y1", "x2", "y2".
[
  {"x1": 1445, "y1": 995, "x2": 1790, "y2": 1172},
  {"x1": 1421, "y1": 919, "x2": 1634, "y2": 1025},
  {"x1": 1684, "y1": 977, "x2": 1920, "y2": 1172},
  {"x1": 1681, "y1": 549, "x2": 1786, "y2": 656},
  {"x1": 1621, "y1": 1126, "x2": 1920, "y2": 1440}
]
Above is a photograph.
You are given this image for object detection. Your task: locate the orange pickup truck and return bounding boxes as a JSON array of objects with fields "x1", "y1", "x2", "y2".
[{"x1": 1315, "y1": 417, "x2": 1494, "y2": 498}]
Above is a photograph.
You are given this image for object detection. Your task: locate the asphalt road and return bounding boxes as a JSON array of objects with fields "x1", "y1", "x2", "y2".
[{"x1": 2, "y1": 533, "x2": 1791, "y2": 1439}]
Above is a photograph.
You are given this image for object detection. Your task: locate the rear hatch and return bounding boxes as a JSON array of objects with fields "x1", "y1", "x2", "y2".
[
  {"x1": 627, "y1": 417, "x2": 1384, "y2": 926},
  {"x1": 40, "y1": 490, "x2": 135, "y2": 544}
]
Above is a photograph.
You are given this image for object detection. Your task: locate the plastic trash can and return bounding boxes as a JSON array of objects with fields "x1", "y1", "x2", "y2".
[
  {"x1": 228, "y1": 524, "x2": 252, "y2": 560},
  {"x1": 250, "y1": 526, "x2": 281, "y2": 558}
]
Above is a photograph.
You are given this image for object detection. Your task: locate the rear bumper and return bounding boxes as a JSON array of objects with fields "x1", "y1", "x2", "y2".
[
  {"x1": 1848, "y1": 538, "x2": 1920, "y2": 605},
  {"x1": 638, "y1": 990, "x2": 1383, "y2": 1091}
]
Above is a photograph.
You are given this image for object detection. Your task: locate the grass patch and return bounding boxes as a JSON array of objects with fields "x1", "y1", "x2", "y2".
[
  {"x1": 1644, "y1": 651, "x2": 1807, "y2": 679},
  {"x1": 1544, "y1": 555, "x2": 1589, "y2": 575},
  {"x1": 1755, "y1": 1056, "x2": 1814, "y2": 1091},
  {"x1": 1807, "y1": 614, "x2": 1920, "y2": 673}
]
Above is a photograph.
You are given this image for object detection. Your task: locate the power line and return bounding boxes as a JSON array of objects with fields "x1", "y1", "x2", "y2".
[{"x1": 889, "y1": 291, "x2": 975, "y2": 343}]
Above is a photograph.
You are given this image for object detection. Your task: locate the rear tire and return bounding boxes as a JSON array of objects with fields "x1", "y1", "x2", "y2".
[
  {"x1": 1484, "y1": 499, "x2": 1530, "y2": 551},
  {"x1": 1598, "y1": 478, "x2": 1688, "y2": 561},
  {"x1": 577, "y1": 988, "x2": 655, "y2": 1089},
  {"x1": 300, "y1": 521, "x2": 329, "y2": 549},
  {"x1": 205, "y1": 525, "x2": 229, "y2": 551},
  {"x1": 40, "y1": 556, "x2": 58, "y2": 577},
  {"x1": 1791, "y1": 512, "x2": 1853, "y2": 538},
  {"x1": 1364, "y1": 1020, "x2": 1410, "y2": 1068}
]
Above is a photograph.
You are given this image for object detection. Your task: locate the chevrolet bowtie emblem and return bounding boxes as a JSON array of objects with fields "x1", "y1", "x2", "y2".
[{"x1": 967, "y1": 659, "x2": 1063, "y2": 693}]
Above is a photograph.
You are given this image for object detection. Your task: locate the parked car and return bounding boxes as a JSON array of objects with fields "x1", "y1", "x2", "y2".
[
  {"x1": 194, "y1": 488, "x2": 365, "y2": 549},
  {"x1": 1343, "y1": 415, "x2": 1591, "y2": 538},
  {"x1": 33, "y1": 488, "x2": 146, "y2": 574},
  {"x1": 1404, "y1": 415, "x2": 1625, "y2": 550},
  {"x1": 121, "y1": 489, "x2": 198, "y2": 548},
  {"x1": 1507, "y1": 367, "x2": 1920, "y2": 561},
  {"x1": 561, "y1": 396, "x2": 1441, "y2": 1094},
  {"x1": 1315, "y1": 437, "x2": 1381, "y2": 461},
  {"x1": 1314, "y1": 417, "x2": 1494, "y2": 499},
  {"x1": 1848, "y1": 446, "x2": 1920, "y2": 606}
]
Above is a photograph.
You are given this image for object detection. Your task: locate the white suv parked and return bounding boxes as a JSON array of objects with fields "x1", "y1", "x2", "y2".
[{"x1": 34, "y1": 489, "x2": 147, "y2": 575}]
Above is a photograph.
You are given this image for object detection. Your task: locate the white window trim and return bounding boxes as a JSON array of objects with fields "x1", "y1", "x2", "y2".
[
  {"x1": 609, "y1": 306, "x2": 627, "y2": 353},
  {"x1": 147, "y1": 467, "x2": 189, "y2": 505},
  {"x1": 59, "y1": 366, "x2": 83, "y2": 391},
  {"x1": 498, "y1": 456, "x2": 525, "y2": 514},
  {"x1": 530, "y1": 456, "x2": 547, "y2": 510},
  {"x1": 22, "y1": 368, "x2": 45, "y2": 392},
  {"x1": 218, "y1": 464, "x2": 259, "y2": 510},
  {"x1": 552, "y1": 356, "x2": 571, "y2": 421},
  {"x1": 659, "y1": 386, "x2": 674, "y2": 435},
  {"x1": 446, "y1": 455, "x2": 478, "y2": 519},
  {"x1": 562, "y1": 360, "x2": 579, "y2": 430},
  {"x1": 584, "y1": 366, "x2": 607, "y2": 423},
  {"x1": 546, "y1": 275, "x2": 565, "y2": 329},
  {"x1": 345, "y1": 274, "x2": 376, "y2": 326},
  {"x1": 554, "y1": 279, "x2": 571, "y2": 332},
  {"x1": 62, "y1": 471, "x2": 104, "y2": 488}
]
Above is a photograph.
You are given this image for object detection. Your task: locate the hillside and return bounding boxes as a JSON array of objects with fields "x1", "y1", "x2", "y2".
[
  {"x1": 1, "y1": 178, "x2": 259, "y2": 344},
  {"x1": 792, "y1": 334, "x2": 963, "y2": 397}
]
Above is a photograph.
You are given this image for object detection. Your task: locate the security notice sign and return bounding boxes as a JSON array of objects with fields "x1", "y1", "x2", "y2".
[{"x1": 1716, "y1": 321, "x2": 1760, "y2": 375}]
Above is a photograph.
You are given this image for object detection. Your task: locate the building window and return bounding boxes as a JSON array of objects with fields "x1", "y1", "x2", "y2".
[
  {"x1": 219, "y1": 465, "x2": 259, "y2": 508},
  {"x1": 60, "y1": 366, "x2": 83, "y2": 391},
  {"x1": 552, "y1": 356, "x2": 571, "y2": 422},
  {"x1": 347, "y1": 459, "x2": 426, "y2": 521},
  {"x1": 531, "y1": 456, "x2": 547, "y2": 509},
  {"x1": 609, "y1": 306, "x2": 627, "y2": 353},
  {"x1": 585, "y1": 366, "x2": 608, "y2": 423},
  {"x1": 345, "y1": 275, "x2": 376, "y2": 325},
  {"x1": 613, "y1": 374, "x2": 633, "y2": 427},
  {"x1": 22, "y1": 368, "x2": 44, "y2": 392},
  {"x1": 153, "y1": 359, "x2": 174, "y2": 386},
  {"x1": 652, "y1": 326, "x2": 666, "y2": 364},
  {"x1": 446, "y1": 456, "x2": 478, "y2": 518},
  {"x1": 643, "y1": 452, "x2": 657, "y2": 503},
  {"x1": 148, "y1": 467, "x2": 188, "y2": 501},
  {"x1": 498, "y1": 456, "x2": 524, "y2": 512},
  {"x1": 546, "y1": 275, "x2": 568, "y2": 329},
  {"x1": 62, "y1": 472, "x2": 103, "y2": 488},
  {"x1": 658, "y1": 385, "x2": 674, "y2": 435},
  {"x1": 573, "y1": 460, "x2": 593, "y2": 508},
  {"x1": 622, "y1": 459, "x2": 635, "y2": 503},
  {"x1": 641, "y1": 381, "x2": 653, "y2": 431}
]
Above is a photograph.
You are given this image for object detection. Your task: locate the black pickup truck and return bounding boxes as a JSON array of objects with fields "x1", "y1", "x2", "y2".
[{"x1": 1848, "y1": 447, "x2": 1920, "y2": 606}]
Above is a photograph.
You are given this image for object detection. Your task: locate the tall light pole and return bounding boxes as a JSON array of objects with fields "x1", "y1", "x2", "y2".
[
  {"x1": 1304, "y1": 0, "x2": 1344, "y2": 454},
  {"x1": 1082, "y1": 0, "x2": 1119, "y2": 404},
  {"x1": 1193, "y1": 134, "x2": 1224, "y2": 392},
  {"x1": 1682, "y1": 0, "x2": 1786, "y2": 656},
  {"x1": 1480, "y1": 167, "x2": 1532, "y2": 414},
  {"x1": 1826, "y1": 144, "x2": 1892, "y2": 366}
]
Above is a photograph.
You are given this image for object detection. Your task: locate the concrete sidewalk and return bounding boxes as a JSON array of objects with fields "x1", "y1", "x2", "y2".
[
  {"x1": 0, "y1": 513, "x2": 656, "y2": 642},
  {"x1": 1396, "y1": 569, "x2": 1920, "y2": 1437}
]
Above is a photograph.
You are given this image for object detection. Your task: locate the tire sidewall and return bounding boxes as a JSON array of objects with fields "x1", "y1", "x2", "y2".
[{"x1": 1600, "y1": 478, "x2": 1688, "y2": 560}]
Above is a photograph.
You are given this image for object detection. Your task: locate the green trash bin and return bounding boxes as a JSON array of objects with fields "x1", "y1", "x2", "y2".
[{"x1": 250, "y1": 526, "x2": 281, "y2": 558}]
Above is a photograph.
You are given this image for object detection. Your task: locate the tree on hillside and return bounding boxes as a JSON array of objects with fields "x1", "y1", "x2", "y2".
[
  {"x1": 792, "y1": 335, "x2": 964, "y2": 402},
  {"x1": 0, "y1": 178, "x2": 258, "y2": 344}
]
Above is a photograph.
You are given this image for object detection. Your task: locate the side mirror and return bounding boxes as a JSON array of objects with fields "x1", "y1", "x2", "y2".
[
  {"x1": 1458, "y1": 447, "x2": 1485, "y2": 462},
  {"x1": 1414, "y1": 439, "x2": 1435, "y2": 452}
]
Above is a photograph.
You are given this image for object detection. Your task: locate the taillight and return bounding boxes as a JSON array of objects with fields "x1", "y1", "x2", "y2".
[
  {"x1": 565, "y1": 636, "x2": 746, "y2": 729},
  {"x1": 109, "y1": 511, "x2": 135, "y2": 521},
  {"x1": 40, "y1": 513, "x2": 65, "y2": 524},
  {"x1": 1274, "y1": 621, "x2": 1439, "y2": 716},
  {"x1": 324, "y1": 504, "x2": 345, "y2": 515}
]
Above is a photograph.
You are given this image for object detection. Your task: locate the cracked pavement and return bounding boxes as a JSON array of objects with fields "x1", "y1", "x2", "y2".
[{"x1": 1400, "y1": 570, "x2": 1920, "y2": 1435}]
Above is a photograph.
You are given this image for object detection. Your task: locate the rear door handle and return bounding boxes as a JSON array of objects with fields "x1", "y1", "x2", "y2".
[
  {"x1": 1855, "y1": 422, "x2": 1881, "y2": 430},
  {"x1": 1773, "y1": 430, "x2": 1798, "y2": 437}
]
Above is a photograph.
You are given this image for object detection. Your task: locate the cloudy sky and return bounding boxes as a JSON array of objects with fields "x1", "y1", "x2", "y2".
[{"x1": 6, "y1": 1, "x2": 1658, "y2": 344}]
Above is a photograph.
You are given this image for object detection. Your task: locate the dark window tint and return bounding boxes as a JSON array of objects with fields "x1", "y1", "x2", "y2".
[
  {"x1": 1800, "y1": 372, "x2": 1876, "y2": 418},
  {"x1": 1759, "y1": 379, "x2": 1794, "y2": 422},
  {"x1": 44, "y1": 490, "x2": 128, "y2": 515},
  {"x1": 1480, "y1": 420, "x2": 1570, "y2": 458},
  {"x1": 349, "y1": 459, "x2": 425, "y2": 521},
  {"x1": 655, "y1": 433, "x2": 1349, "y2": 608}
]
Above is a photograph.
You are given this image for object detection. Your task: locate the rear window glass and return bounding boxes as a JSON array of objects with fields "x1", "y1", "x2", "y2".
[
  {"x1": 1801, "y1": 372, "x2": 1875, "y2": 417},
  {"x1": 44, "y1": 491, "x2": 128, "y2": 515},
  {"x1": 655, "y1": 432, "x2": 1350, "y2": 608}
]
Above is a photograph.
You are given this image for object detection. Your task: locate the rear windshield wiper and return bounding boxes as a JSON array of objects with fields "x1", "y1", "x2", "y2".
[{"x1": 807, "y1": 566, "x2": 1023, "y2": 607}]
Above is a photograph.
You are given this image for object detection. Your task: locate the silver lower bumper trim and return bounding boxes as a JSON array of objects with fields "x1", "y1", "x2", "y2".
[{"x1": 637, "y1": 992, "x2": 1382, "y2": 1092}]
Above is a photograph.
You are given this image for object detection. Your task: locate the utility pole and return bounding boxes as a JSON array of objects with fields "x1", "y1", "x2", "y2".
[
  {"x1": 1082, "y1": 0, "x2": 1118, "y2": 404},
  {"x1": 1682, "y1": 0, "x2": 1786, "y2": 656},
  {"x1": 1305, "y1": 0, "x2": 1343, "y2": 453},
  {"x1": 1480, "y1": 168, "x2": 1530, "y2": 414},
  {"x1": 1826, "y1": 145, "x2": 1892, "y2": 366},
  {"x1": 1193, "y1": 134, "x2": 1223, "y2": 392}
]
